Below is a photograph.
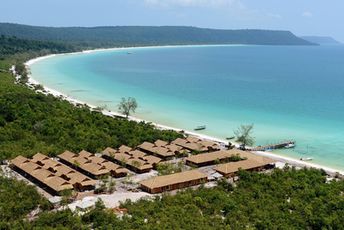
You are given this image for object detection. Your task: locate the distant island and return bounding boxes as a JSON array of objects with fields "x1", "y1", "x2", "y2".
[
  {"x1": 301, "y1": 36, "x2": 341, "y2": 45},
  {"x1": 0, "y1": 23, "x2": 315, "y2": 47}
]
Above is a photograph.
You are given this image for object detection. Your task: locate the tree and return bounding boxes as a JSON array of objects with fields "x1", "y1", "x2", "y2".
[
  {"x1": 156, "y1": 162, "x2": 183, "y2": 175},
  {"x1": 131, "y1": 160, "x2": 142, "y2": 169},
  {"x1": 234, "y1": 124, "x2": 255, "y2": 148},
  {"x1": 60, "y1": 189, "x2": 73, "y2": 207},
  {"x1": 118, "y1": 97, "x2": 138, "y2": 118}
]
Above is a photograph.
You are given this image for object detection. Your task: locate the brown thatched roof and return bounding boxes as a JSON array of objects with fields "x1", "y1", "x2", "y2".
[
  {"x1": 215, "y1": 156, "x2": 275, "y2": 175},
  {"x1": 172, "y1": 137, "x2": 220, "y2": 152},
  {"x1": 32, "y1": 153, "x2": 96, "y2": 187},
  {"x1": 186, "y1": 149, "x2": 244, "y2": 165},
  {"x1": 58, "y1": 150, "x2": 128, "y2": 177},
  {"x1": 140, "y1": 170, "x2": 207, "y2": 190},
  {"x1": 11, "y1": 155, "x2": 74, "y2": 192}
]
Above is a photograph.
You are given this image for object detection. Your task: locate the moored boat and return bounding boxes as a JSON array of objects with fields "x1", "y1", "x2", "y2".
[
  {"x1": 300, "y1": 157, "x2": 313, "y2": 161},
  {"x1": 284, "y1": 143, "x2": 295, "y2": 149},
  {"x1": 194, "y1": 125, "x2": 206, "y2": 131}
]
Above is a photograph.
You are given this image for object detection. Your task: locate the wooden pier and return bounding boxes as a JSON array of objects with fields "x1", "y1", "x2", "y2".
[{"x1": 251, "y1": 140, "x2": 295, "y2": 151}]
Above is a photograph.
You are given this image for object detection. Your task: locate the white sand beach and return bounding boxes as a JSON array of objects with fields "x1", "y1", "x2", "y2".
[{"x1": 23, "y1": 48, "x2": 344, "y2": 177}]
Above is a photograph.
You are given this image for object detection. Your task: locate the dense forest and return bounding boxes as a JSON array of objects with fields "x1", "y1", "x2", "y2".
[
  {"x1": 0, "y1": 33, "x2": 342, "y2": 230},
  {"x1": 1, "y1": 167, "x2": 343, "y2": 229},
  {"x1": 0, "y1": 35, "x2": 76, "y2": 59},
  {"x1": 0, "y1": 23, "x2": 315, "y2": 47},
  {"x1": 0, "y1": 176, "x2": 51, "y2": 228}
]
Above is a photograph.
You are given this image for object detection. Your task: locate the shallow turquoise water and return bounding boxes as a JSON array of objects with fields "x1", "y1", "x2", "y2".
[{"x1": 30, "y1": 45, "x2": 344, "y2": 170}]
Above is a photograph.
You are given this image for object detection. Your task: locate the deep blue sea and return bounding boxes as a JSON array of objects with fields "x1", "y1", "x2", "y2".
[{"x1": 30, "y1": 45, "x2": 344, "y2": 170}]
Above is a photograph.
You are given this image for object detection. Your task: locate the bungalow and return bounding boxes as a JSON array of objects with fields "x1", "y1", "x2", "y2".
[
  {"x1": 138, "y1": 140, "x2": 188, "y2": 160},
  {"x1": 172, "y1": 136, "x2": 220, "y2": 153},
  {"x1": 215, "y1": 156, "x2": 276, "y2": 177},
  {"x1": 140, "y1": 170, "x2": 208, "y2": 194},
  {"x1": 102, "y1": 146, "x2": 162, "y2": 173},
  {"x1": 58, "y1": 150, "x2": 128, "y2": 179},
  {"x1": 185, "y1": 149, "x2": 247, "y2": 167},
  {"x1": 31, "y1": 153, "x2": 96, "y2": 191},
  {"x1": 10, "y1": 155, "x2": 73, "y2": 195}
]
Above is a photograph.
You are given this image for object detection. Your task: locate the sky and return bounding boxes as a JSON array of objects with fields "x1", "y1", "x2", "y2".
[{"x1": 1, "y1": 0, "x2": 343, "y2": 41}]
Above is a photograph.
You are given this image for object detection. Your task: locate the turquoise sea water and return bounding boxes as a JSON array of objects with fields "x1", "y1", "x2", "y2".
[{"x1": 30, "y1": 45, "x2": 344, "y2": 170}]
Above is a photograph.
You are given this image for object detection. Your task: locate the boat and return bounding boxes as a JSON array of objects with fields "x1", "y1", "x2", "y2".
[
  {"x1": 194, "y1": 125, "x2": 206, "y2": 131},
  {"x1": 284, "y1": 143, "x2": 295, "y2": 149},
  {"x1": 300, "y1": 157, "x2": 313, "y2": 161},
  {"x1": 226, "y1": 136, "x2": 235, "y2": 140}
]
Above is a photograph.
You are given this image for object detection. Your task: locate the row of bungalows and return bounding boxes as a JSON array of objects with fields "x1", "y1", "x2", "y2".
[
  {"x1": 140, "y1": 170, "x2": 208, "y2": 194},
  {"x1": 172, "y1": 136, "x2": 221, "y2": 153},
  {"x1": 31, "y1": 153, "x2": 96, "y2": 191},
  {"x1": 215, "y1": 155, "x2": 276, "y2": 177},
  {"x1": 185, "y1": 149, "x2": 247, "y2": 167},
  {"x1": 102, "y1": 146, "x2": 162, "y2": 173},
  {"x1": 185, "y1": 148, "x2": 275, "y2": 174},
  {"x1": 138, "y1": 140, "x2": 189, "y2": 160},
  {"x1": 58, "y1": 150, "x2": 128, "y2": 179},
  {"x1": 10, "y1": 154, "x2": 94, "y2": 195}
]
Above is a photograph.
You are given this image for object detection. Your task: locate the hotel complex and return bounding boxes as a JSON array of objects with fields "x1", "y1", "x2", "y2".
[{"x1": 10, "y1": 136, "x2": 275, "y2": 196}]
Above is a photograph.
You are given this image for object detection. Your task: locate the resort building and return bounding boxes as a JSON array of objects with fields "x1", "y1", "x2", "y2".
[
  {"x1": 172, "y1": 136, "x2": 220, "y2": 153},
  {"x1": 185, "y1": 149, "x2": 248, "y2": 167},
  {"x1": 215, "y1": 155, "x2": 276, "y2": 177},
  {"x1": 102, "y1": 146, "x2": 162, "y2": 173},
  {"x1": 138, "y1": 140, "x2": 189, "y2": 160},
  {"x1": 10, "y1": 155, "x2": 73, "y2": 195},
  {"x1": 140, "y1": 170, "x2": 208, "y2": 194},
  {"x1": 31, "y1": 153, "x2": 96, "y2": 191},
  {"x1": 58, "y1": 150, "x2": 128, "y2": 179}
]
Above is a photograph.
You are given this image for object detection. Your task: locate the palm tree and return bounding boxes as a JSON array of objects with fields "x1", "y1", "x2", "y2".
[{"x1": 234, "y1": 124, "x2": 255, "y2": 149}]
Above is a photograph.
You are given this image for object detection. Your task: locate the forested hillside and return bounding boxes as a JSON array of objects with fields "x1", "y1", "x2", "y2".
[
  {"x1": 2, "y1": 167, "x2": 343, "y2": 229},
  {"x1": 0, "y1": 23, "x2": 315, "y2": 47},
  {"x1": 0, "y1": 176, "x2": 51, "y2": 229},
  {"x1": 0, "y1": 35, "x2": 75, "y2": 59}
]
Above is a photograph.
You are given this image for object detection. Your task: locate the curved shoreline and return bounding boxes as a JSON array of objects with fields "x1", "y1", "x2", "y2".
[{"x1": 24, "y1": 45, "x2": 344, "y2": 176}]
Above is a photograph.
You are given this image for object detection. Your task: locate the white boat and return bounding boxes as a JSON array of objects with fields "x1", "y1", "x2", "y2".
[
  {"x1": 284, "y1": 143, "x2": 295, "y2": 149},
  {"x1": 300, "y1": 157, "x2": 313, "y2": 161}
]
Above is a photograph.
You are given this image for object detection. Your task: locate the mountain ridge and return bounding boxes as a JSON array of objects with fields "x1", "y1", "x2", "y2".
[{"x1": 0, "y1": 23, "x2": 315, "y2": 47}]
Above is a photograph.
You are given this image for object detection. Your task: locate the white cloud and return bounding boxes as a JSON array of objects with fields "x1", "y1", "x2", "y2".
[
  {"x1": 144, "y1": 0, "x2": 241, "y2": 9},
  {"x1": 302, "y1": 11, "x2": 313, "y2": 17}
]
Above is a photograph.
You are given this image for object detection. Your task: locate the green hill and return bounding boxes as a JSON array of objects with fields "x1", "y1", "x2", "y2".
[
  {"x1": 0, "y1": 35, "x2": 75, "y2": 59},
  {"x1": 0, "y1": 23, "x2": 315, "y2": 47}
]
